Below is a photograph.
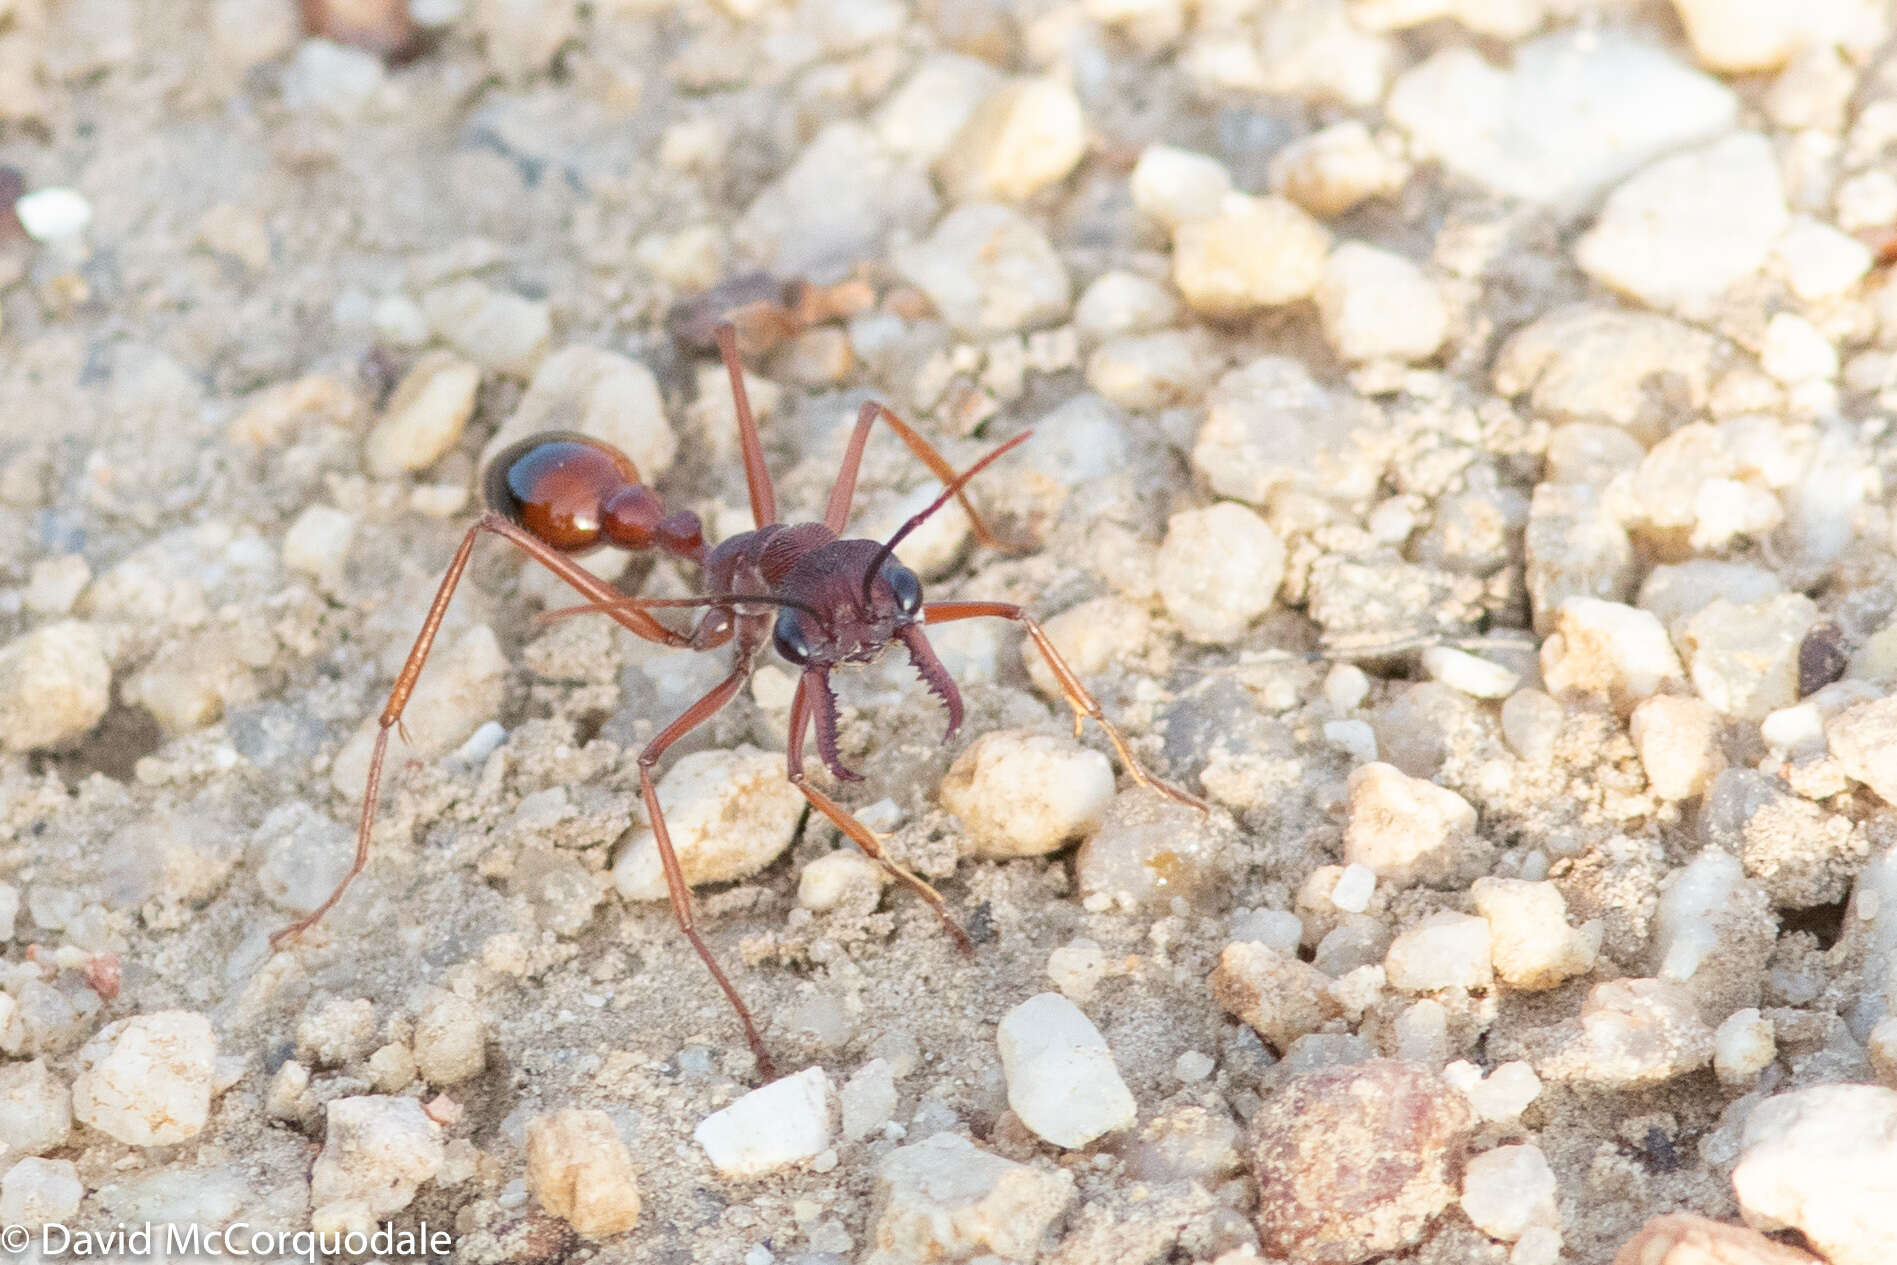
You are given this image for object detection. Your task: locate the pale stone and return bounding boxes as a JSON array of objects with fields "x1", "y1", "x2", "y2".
[
  {"x1": 1733, "y1": 1084, "x2": 1897, "y2": 1265},
  {"x1": 1316, "y1": 242, "x2": 1447, "y2": 364},
  {"x1": 330, "y1": 624, "x2": 508, "y2": 796},
  {"x1": 1344, "y1": 762, "x2": 1486, "y2": 889},
  {"x1": 1155, "y1": 502, "x2": 1285, "y2": 643},
  {"x1": 996, "y1": 993, "x2": 1137, "y2": 1148},
  {"x1": 693, "y1": 1067, "x2": 835, "y2": 1177},
  {"x1": 1172, "y1": 194, "x2": 1330, "y2": 318},
  {"x1": 1471, "y1": 877, "x2": 1599, "y2": 989},
  {"x1": 481, "y1": 345, "x2": 678, "y2": 484},
  {"x1": 0, "y1": 1157, "x2": 81, "y2": 1229},
  {"x1": 866, "y1": 1133, "x2": 1075, "y2": 1265},
  {"x1": 1460, "y1": 1144, "x2": 1558, "y2": 1242},
  {"x1": 1130, "y1": 144, "x2": 1233, "y2": 231},
  {"x1": 612, "y1": 745, "x2": 805, "y2": 899},
  {"x1": 1713, "y1": 1008, "x2": 1776, "y2": 1086},
  {"x1": 71, "y1": 1012, "x2": 216, "y2": 1147},
  {"x1": 1630, "y1": 695, "x2": 1728, "y2": 800},
  {"x1": 526, "y1": 1108, "x2": 642, "y2": 1238},
  {"x1": 1210, "y1": 940, "x2": 1342, "y2": 1049},
  {"x1": 0, "y1": 621, "x2": 110, "y2": 752},
  {"x1": 1384, "y1": 912, "x2": 1493, "y2": 993},
  {"x1": 894, "y1": 203, "x2": 1072, "y2": 335},
  {"x1": 1269, "y1": 120, "x2": 1409, "y2": 218},
  {"x1": 937, "y1": 77, "x2": 1087, "y2": 203},
  {"x1": 412, "y1": 993, "x2": 486, "y2": 1085},
  {"x1": 311, "y1": 1095, "x2": 444, "y2": 1217},
  {"x1": 1540, "y1": 598, "x2": 1686, "y2": 715},
  {"x1": 940, "y1": 730, "x2": 1115, "y2": 858},
  {"x1": 421, "y1": 278, "x2": 550, "y2": 378},
  {"x1": 875, "y1": 54, "x2": 1002, "y2": 164},
  {"x1": 363, "y1": 351, "x2": 480, "y2": 478}
]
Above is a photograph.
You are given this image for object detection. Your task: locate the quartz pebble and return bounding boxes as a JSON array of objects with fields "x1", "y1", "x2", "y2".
[
  {"x1": 1343, "y1": 762, "x2": 1486, "y2": 889},
  {"x1": 1575, "y1": 133, "x2": 1789, "y2": 316},
  {"x1": 1073, "y1": 270, "x2": 1182, "y2": 340},
  {"x1": 14, "y1": 188, "x2": 92, "y2": 243},
  {"x1": 1672, "y1": 0, "x2": 1849, "y2": 73},
  {"x1": 421, "y1": 278, "x2": 551, "y2": 378},
  {"x1": 1630, "y1": 695, "x2": 1728, "y2": 801},
  {"x1": 1533, "y1": 979, "x2": 1714, "y2": 1086},
  {"x1": 1651, "y1": 848, "x2": 1769, "y2": 990},
  {"x1": 1387, "y1": 32, "x2": 1736, "y2": 210},
  {"x1": 1075, "y1": 791, "x2": 1219, "y2": 911},
  {"x1": 1444, "y1": 1059, "x2": 1542, "y2": 1123},
  {"x1": 1501, "y1": 689, "x2": 1564, "y2": 765},
  {"x1": 1732, "y1": 1084, "x2": 1897, "y2": 1265},
  {"x1": 613, "y1": 745, "x2": 804, "y2": 899},
  {"x1": 1460, "y1": 1144, "x2": 1558, "y2": 1242},
  {"x1": 875, "y1": 54, "x2": 1001, "y2": 164},
  {"x1": 282, "y1": 504, "x2": 357, "y2": 589},
  {"x1": 0, "y1": 1059, "x2": 70, "y2": 1158},
  {"x1": 311, "y1": 1095, "x2": 444, "y2": 1219},
  {"x1": 1249, "y1": 1060, "x2": 1475, "y2": 1263},
  {"x1": 1085, "y1": 329, "x2": 1221, "y2": 411},
  {"x1": 1713, "y1": 1008, "x2": 1776, "y2": 1086},
  {"x1": 940, "y1": 729, "x2": 1114, "y2": 858},
  {"x1": 0, "y1": 621, "x2": 111, "y2": 752},
  {"x1": 1421, "y1": 646, "x2": 1519, "y2": 699},
  {"x1": 1315, "y1": 243, "x2": 1446, "y2": 364},
  {"x1": 525, "y1": 1108, "x2": 642, "y2": 1238},
  {"x1": 694, "y1": 1067, "x2": 836, "y2": 1178},
  {"x1": 865, "y1": 1133, "x2": 1075, "y2": 1265},
  {"x1": 1171, "y1": 194, "x2": 1330, "y2": 318},
  {"x1": 0, "y1": 1157, "x2": 81, "y2": 1229},
  {"x1": 1679, "y1": 595, "x2": 1819, "y2": 720},
  {"x1": 330, "y1": 624, "x2": 508, "y2": 796},
  {"x1": 1540, "y1": 598, "x2": 1685, "y2": 715},
  {"x1": 1384, "y1": 912, "x2": 1494, "y2": 993},
  {"x1": 1495, "y1": 304, "x2": 1718, "y2": 443},
  {"x1": 1828, "y1": 696, "x2": 1897, "y2": 804},
  {"x1": 894, "y1": 203, "x2": 1071, "y2": 335},
  {"x1": 1210, "y1": 941, "x2": 1341, "y2": 1050},
  {"x1": 937, "y1": 76, "x2": 1086, "y2": 203},
  {"x1": 1471, "y1": 877, "x2": 1599, "y2": 989},
  {"x1": 481, "y1": 345, "x2": 678, "y2": 482},
  {"x1": 1524, "y1": 486, "x2": 1637, "y2": 631},
  {"x1": 1155, "y1": 502, "x2": 1284, "y2": 644},
  {"x1": 1025, "y1": 596, "x2": 1152, "y2": 701},
  {"x1": 796, "y1": 848, "x2": 885, "y2": 914},
  {"x1": 1612, "y1": 1214, "x2": 1823, "y2": 1265},
  {"x1": 1269, "y1": 120, "x2": 1408, "y2": 217},
  {"x1": 996, "y1": 993, "x2": 1137, "y2": 1149},
  {"x1": 363, "y1": 351, "x2": 480, "y2": 477},
  {"x1": 295, "y1": 997, "x2": 377, "y2": 1067},
  {"x1": 840, "y1": 1059, "x2": 897, "y2": 1142},
  {"x1": 736, "y1": 122, "x2": 935, "y2": 275},
  {"x1": 1190, "y1": 356, "x2": 1385, "y2": 506},
  {"x1": 1129, "y1": 144, "x2": 1232, "y2": 231},
  {"x1": 71, "y1": 1012, "x2": 216, "y2": 1147},
  {"x1": 413, "y1": 994, "x2": 486, "y2": 1085}
]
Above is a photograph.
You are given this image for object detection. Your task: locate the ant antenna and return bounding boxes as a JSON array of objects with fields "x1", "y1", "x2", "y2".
[
  {"x1": 539, "y1": 592, "x2": 827, "y2": 625},
  {"x1": 860, "y1": 431, "x2": 1032, "y2": 608}
]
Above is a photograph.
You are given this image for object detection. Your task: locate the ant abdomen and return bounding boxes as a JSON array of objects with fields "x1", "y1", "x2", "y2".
[{"x1": 484, "y1": 431, "x2": 702, "y2": 558}]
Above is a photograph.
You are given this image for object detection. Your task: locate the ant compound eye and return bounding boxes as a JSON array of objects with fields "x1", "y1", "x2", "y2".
[
  {"x1": 881, "y1": 560, "x2": 923, "y2": 616},
  {"x1": 773, "y1": 608, "x2": 813, "y2": 666}
]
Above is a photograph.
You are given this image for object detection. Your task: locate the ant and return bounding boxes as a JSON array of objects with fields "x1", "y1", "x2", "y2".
[{"x1": 273, "y1": 323, "x2": 1203, "y2": 1078}]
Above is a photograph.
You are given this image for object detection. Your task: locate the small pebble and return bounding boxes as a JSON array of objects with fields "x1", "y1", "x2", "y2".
[
  {"x1": 1315, "y1": 243, "x2": 1446, "y2": 364},
  {"x1": 1671, "y1": 0, "x2": 1842, "y2": 73},
  {"x1": 1210, "y1": 940, "x2": 1341, "y2": 1050},
  {"x1": 1074, "y1": 791, "x2": 1219, "y2": 911},
  {"x1": 295, "y1": 997, "x2": 377, "y2": 1067},
  {"x1": 937, "y1": 76, "x2": 1086, "y2": 203},
  {"x1": 614, "y1": 745, "x2": 804, "y2": 899},
  {"x1": 0, "y1": 1157, "x2": 81, "y2": 1229},
  {"x1": 1827, "y1": 697, "x2": 1897, "y2": 804},
  {"x1": 1171, "y1": 194, "x2": 1330, "y2": 318},
  {"x1": 694, "y1": 1067, "x2": 836, "y2": 1178},
  {"x1": 1540, "y1": 598, "x2": 1686, "y2": 715},
  {"x1": 71, "y1": 1011, "x2": 217, "y2": 1147},
  {"x1": 481, "y1": 345, "x2": 678, "y2": 480},
  {"x1": 0, "y1": 1059, "x2": 70, "y2": 1159},
  {"x1": 1760, "y1": 312, "x2": 1838, "y2": 385},
  {"x1": 310, "y1": 1095, "x2": 445, "y2": 1218},
  {"x1": 330, "y1": 623, "x2": 508, "y2": 796},
  {"x1": 894, "y1": 203, "x2": 1071, "y2": 336},
  {"x1": 1420, "y1": 646, "x2": 1519, "y2": 699},
  {"x1": 1129, "y1": 144, "x2": 1232, "y2": 231},
  {"x1": 869, "y1": 1133, "x2": 1075, "y2": 1262},
  {"x1": 1344, "y1": 763, "x2": 1486, "y2": 889},
  {"x1": 525, "y1": 1108, "x2": 642, "y2": 1238},
  {"x1": 1732, "y1": 1084, "x2": 1897, "y2": 1265},
  {"x1": 1471, "y1": 877, "x2": 1599, "y2": 989},
  {"x1": 940, "y1": 730, "x2": 1115, "y2": 859},
  {"x1": 1533, "y1": 979, "x2": 1714, "y2": 1086},
  {"x1": 1460, "y1": 1144, "x2": 1558, "y2": 1242},
  {"x1": 840, "y1": 1059, "x2": 897, "y2": 1142},
  {"x1": 1249, "y1": 1060, "x2": 1474, "y2": 1262},
  {"x1": 1630, "y1": 695, "x2": 1728, "y2": 800},
  {"x1": 281, "y1": 504, "x2": 358, "y2": 589},
  {"x1": 1713, "y1": 1008, "x2": 1776, "y2": 1086},
  {"x1": 1384, "y1": 912, "x2": 1494, "y2": 993},
  {"x1": 1073, "y1": 271, "x2": 1182, "y2": 341},
  {"x1": 796, "y1": 849, "x2": 885, "y2": 914},
  {"x1": 1611, "y1": 1214, "x2": 1823, "y2": 1265},
  {"x1": 421, "y1": 278, "x2": 551, "y2": 378},
  {"x1": 1269, "y1": 120, "x2": 1409, "y2": 217},
  {"x1": 1155, "y1": 502, "x2": 1284, "y2": 644},
  {"x1": 23, "y1": 555, "x2": 91, "y2": 616},
  {"x1": 1046, "y1": 937, "x2": 1110, "y2": 1003},
  {"x1": 1443, "y1": 1060, "x2": 1542, "y2": 1123},
  {"x1": 413, "y1": 993, "x2": 486, "y2": 1085},
  {"x1": 0, "y1": 621, "x2": 110, "y2": 753},
  {"x1": 996, "y1": 992, "x2": 1137, "y2": 1148},
  {"x1": 363, "y1": 351, "x2": 480, "y2": 478},
  {"x1": 875, "y1": 53, "x2": 1001, "y2": 164},
  {"x1": 14, "y1": 187, "x2": 92, "y2": 243}
]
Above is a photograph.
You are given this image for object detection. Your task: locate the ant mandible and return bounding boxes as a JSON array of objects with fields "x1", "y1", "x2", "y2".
[{"x1": 273, "y1": 322, "x2": 1204, "y2": 1078}]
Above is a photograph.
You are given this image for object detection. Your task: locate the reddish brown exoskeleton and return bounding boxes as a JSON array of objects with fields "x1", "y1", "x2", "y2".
[{"x1": 273, "y1": 324, "x2": 1202, "y2": 1077}]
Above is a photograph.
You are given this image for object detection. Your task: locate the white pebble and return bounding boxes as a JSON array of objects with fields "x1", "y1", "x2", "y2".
[
  {"x1": 875, "y1": 54, "x2": 1002, "y2": 164},
  {"x1": 941, "y1": 729, "x2": 1115, "y2": 859},
  {"x1": 1713, "y1": 1008, "x2": 1776, "y2": 1086},
  {"x1": 1330, "y1": 864, "x2": 1376, "y2": 914},
  {"x1": 0, "y1": 1157, "x2": 81, "y2": 1229},
  {"x1": 871, "y1": 1133, "x2": 1075, "y2": 1261},
  {"x1": 796, "y1": 849, "x2": 885, "y2": 913},
  {"x1": 996, "y1": 993, "x2": 1137, "y2": 1149},
  {"x1": 1774, "y1": 215, "x2": 1873, "y2": 300},
  {"x1": 0, "y1": 1059, "x2": 70, "y2": 1158},
  {"x1": 364, "y1": 351, "x2": 481, "y2": 478},
  {"x1": 71, "y1": 1011, "x2": 217, "y2": 1147},
  {"x1": 421, "y1": 279, "x2": 551, "y2": 379},
  {"x1": 525, "y1": 1108, "x2": 642, "y2": 1238},
  {"x1": 0, "y1": 621, "x2": 110, "y2": 752},
  {"x1": 330, "y1": 623, "x2": 508, "y2": 796},
  {"x1": 840, "y1": 1059, "x2": 898, "y2": 1142},
  {"x1": 1325, "y1": 663, "x2": 1371, "y2": 712},
  {"x1": 1046, "y1": 937, "x2": 1110, "y2": 1003},
  {"x1": 1460, "y1": 1144, "x2": 1558, "y2": 1242},
  {"x1": 1672, "y1": 0, "x2": 1847, "y2": 73},
  {"x1": 1385, "y1": 912, "x2": 1493, "y2": 993},
  {"x1": 413, "y1": 993, "x2": 486, "y2": 1085},
  {"x1": 1210, "y1": 941, "x2": 1341, "y2": 1049},
  {"x1": 613, "y1": 745, "x2": 805, "y2": 900},
  {"x1": 1471, "y1": 877, "x2": 1599, "y2": 989},
  {"x1": 15, "y1": 188, "x2": 92, "y2": 243},
  {"x1": 311, "y1": 1095, "x2": 444, "y2": 1218},
  {"x1": 1535, "y1": 979, "x2": 1714, "y2": 1086},
  {"x1": 1539, "y1": 598, "x2": 1686, "y2": 715},
  {"x1": 1073, "y1": 271, "x2": 1182, "y2": 341},
  {"x1": 1129, "y1": 144, "x2": 1232, "y2": 231},
  {"x1": 1629, "y1": 695, "x2": 1727, "y2": 800},
  {"x1": 1269, "y1": 120, "x2": 1409, "y2": 218},
  {"x1": 1344, "y1": 762, "x2": 1485, "y2": 888},
  {"x1": 1172, "y1": 194, "x2": 1330, "y2": 318},
  {"x1": 937, "y1": 76, "x2": 1086, "y2": 203},
  {"x1": 1760, "y1": 312, "x2": 1839, "y2": 385},
  {"x1": 894, "y1": 203, "x2": 1071, "y2": 336},
  {"x1": 481, "y1": 345, "x2": 678, "y2": 481},
  {"x1": 1445, "y1": 1059, "x2": 1542, "y2": 1123},
  {"x1": 1156, "y1": 502, "x2": 1285, "y2": 644},
  {"x1": 1420, "y1": 646, "x2": 1520, "y2": 699},
  {"x1": 1733, "y1": 1084, "x2": 1897, "y2": 1265},
  {"x1": 694, "y1": 1067, "x2": 836, "y2": 1178},
  {"x1": 1316, "y1": 243, "x2": 1446, "y2": 364},
  {"x1": 1174, "y1": 1051, "x2": 1215, "y2": 1082},
  {"x1": 281, "y1": 504, "x2": 358, "y2": 588}
]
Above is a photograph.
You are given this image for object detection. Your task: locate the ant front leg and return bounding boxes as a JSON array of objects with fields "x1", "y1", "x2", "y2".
[
  {"x1": 785, "y1": 673, "x2": 974, "y2": 954},
  {"x1": 923, "y1": 601, "x2": 1207, "y2": 813},
  {"x1": 271, "y1": 512, "x2": 692, "y2": 952},
  {"x1": 636, "y1": 663, "x2": 779, "y2": 1080}
]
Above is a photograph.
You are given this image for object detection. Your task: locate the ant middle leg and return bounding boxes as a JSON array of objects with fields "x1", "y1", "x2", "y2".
[
  {"x1": 923, "y1": 600, "x2": 1207, "y2": 813},
  {"x1": 822, "y1": 401, "x2": 1015, "y2": 549},
  {"x1": 785, "y1": 674, "x2": 975, "y2": 954}
]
